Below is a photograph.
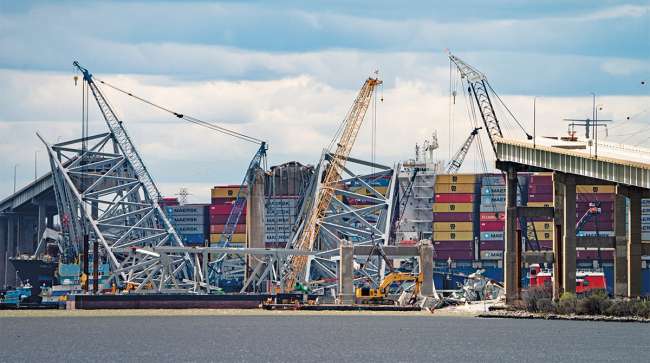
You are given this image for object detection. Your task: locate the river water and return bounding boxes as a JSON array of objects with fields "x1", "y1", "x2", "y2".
[{"x1": 1, "y1": 313, "x2": 648, "y2": 362}]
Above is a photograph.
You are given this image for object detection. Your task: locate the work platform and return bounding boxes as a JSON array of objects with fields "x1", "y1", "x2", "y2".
[{"x1": 496, "y1": 137, "x2": 650, "y2": 303}]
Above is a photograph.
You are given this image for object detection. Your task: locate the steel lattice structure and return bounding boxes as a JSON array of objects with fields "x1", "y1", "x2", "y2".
[{"x1": 280, "y1": 152, "x2": 397, "y2": 295}]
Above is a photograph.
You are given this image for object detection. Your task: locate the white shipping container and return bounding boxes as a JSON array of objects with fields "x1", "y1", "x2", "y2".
[{"x1": 165, "y1": 205, "x2": 206, "y2": 216}]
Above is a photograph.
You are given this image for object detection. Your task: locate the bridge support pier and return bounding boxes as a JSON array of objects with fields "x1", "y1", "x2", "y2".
[
  {"x1": 338, "y1": 242, "x2": 354, "y2": 304},
  {"x1": 419, "y1": 241, "x2": 434, "y2": 297},
  {"x1": 562, "y1": 174, "x2": 577, "y2": 295},
  {"x1": 504, "y1": 169, "x2": 520, "y2": 304},
  {"x1": 0, "y1": 217, "x2": 6, "y2": 289},
  {"x1": 614, "y1": 192, "x2": 628, "y2": 297},
  {"x1": 628, "y1": 189, "x2": 642, "y2": 297},
  {"x1": 6, "y1": 216, "x2": 16, "y2": 288}
]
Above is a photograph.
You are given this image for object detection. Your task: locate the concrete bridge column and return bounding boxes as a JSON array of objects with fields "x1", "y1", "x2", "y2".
[
  {"x1": 553, "y1": 175, "x2": 565, "y2": 300},
  {"x1": 46, "y1": 209, "x2": 55, "y2": 229},
  {"x1": 338, "y1": 242, "x2": 354, "y2": 304},
  {"x1": 418, "y1": 241, "x2": 434, "y2": 297},
  {"x1": 504, "y1": 170, "x2": 519, "y2": 303},
  {"x1": 628, "y1": 189, "x2": 642, "y2": 297},
  {"x1": 562, "y1": 175, "x2": 577, "y2": 295},
  {"x1": 614, "y1": 192, "x2": 628, "y2": 297},
  {"x1": 0, "y1": 217, "x2": 6, "y2": 289},
  {"x1": 6, "y1": 216, "x2": 16, "y2": 288}
]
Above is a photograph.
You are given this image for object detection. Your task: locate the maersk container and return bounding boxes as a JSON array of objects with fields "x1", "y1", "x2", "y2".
[
  {"x1": 267, "y1": 215, "x2": 295, "y2": 224},
  {"x1": 642, "y1": 199, "x2": 650, "y2": 207},
  {"x1": 165, "y1": 205, "x2": 207, "y2": 216},
  {"x1": 481, "y1": 186, "x2": 506, "y2": 195},
  {"x1": 481, "y1": 175, "x2": 505, "y2": 186},
  {"x1": 169, "y1": 215, "x2": 204, "y2": 224},
  {"x1": 174, "y1": 224, "x2": 204, "y2": 234},
  {"x1": 480, "y1": 195, "x2": 506, "y2": 204},
  {"x1": 433, "y1": 241, "x2": 473, "y2": 250},
  {"x1": 480, "y1": 231, "x2": 504, "y2": 241},
  {"x1": 432, "y1": 212, "x2": 473, "y2": 222},
  {"x1": 479, "y1": 204, "x2": 505, "y2": 213},
  {"x1": 181, "y1": 233, "x2": 206, "y2": 245},
  {"x1": 642, "y1": 215, "x2": 650, "y2": 224},
  {"x1": 577, "y1": 230, "x2": 615, "y2": 237},
  {"x1": 434, "y1": 193, "x2": 474, "y2": 203}
]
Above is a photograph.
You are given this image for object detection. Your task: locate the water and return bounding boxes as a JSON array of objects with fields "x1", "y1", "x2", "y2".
[{"x1": 1, "y1": 314, "x2": 648, "y2": 362}]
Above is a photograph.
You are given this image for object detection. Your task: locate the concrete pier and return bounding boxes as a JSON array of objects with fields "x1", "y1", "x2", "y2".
[
  {"x1": 614, "y1": 192, "x2": 628, "y2": 296},
  {"x1": 504, "y1": 170, "x2": 519, "y2": 303},
  {"x1": 562, "y1": 175, "x2": 576, "y2": 295},
  {"x1": 338, "y1": 242, "x2": 354, "y2": 304},
  {"x1": 418, "y1": 241, "x2": 434, "y2": 297},
  {"x1": 628, "y1": 189, "x2": 642, "y2": 297}
]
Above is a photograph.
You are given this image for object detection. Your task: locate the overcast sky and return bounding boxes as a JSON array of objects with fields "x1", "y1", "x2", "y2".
[{"x1": 1, "y1": 1, "x2": 648, "y2": 202}]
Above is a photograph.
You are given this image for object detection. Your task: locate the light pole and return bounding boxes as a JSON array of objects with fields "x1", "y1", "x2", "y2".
[
  {"x1": 533, "y1": 96, "x2": 537, "y2": 149},
  {"x1": 13, "y1": 164, "x2": 18, "y2": 194},
  {"x1": 34, "y1": 150, "x2": 40, "y2": 181}
]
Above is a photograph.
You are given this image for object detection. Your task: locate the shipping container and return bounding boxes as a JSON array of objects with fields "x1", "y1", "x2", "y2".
[
  {"x1": 433, "y1": 240, "x2": 473, "y2": 250},
  {"x1": 576, "y1": 230, "x2": 615, "y2": 237},
  {"x1": 210, "y1": 233, "x2": 246, "y2": 243},
  {"x1": 436, "y1": 174, "x2": 477, "y2": 184},
  {"x1": 349, "y1": 186, "x2": 388, "y2": 196},
  {"x1": 480, "y1": 186, "x2": 506, "y2": 195},
  {"x1": 164, "y1": 205, "x2": 207, "y2": 216},
  {"x1": 642, "y1": 207, "x2": 650, "y2": 215},
  {"x1": 529, "y1": 174, "x2": 553, "y2": 185},
  {"x1": 643, "y1": 232, "x2": 650, "y2": 240},
  {"x1": 266, "y1": 215, "x2": 295, "y2": 224},
  {"x1": 481, "y1": 175, "x2": 505, "y2": 186},
  {"x1": 209, "y1": 204, "x2": 247, "y2": 216},
  {"x1": 530, "y1": 221, "x2": 554, "y2": 231},
  {"x1": 479, "y1": 204, "x2": 505, "y2": 213},
  {"x1": 528, "y1": 184, "x2": 553, "y2": 194},
  {"x1": 576, "y1": 185, "x2": 616, "y2": 194},
  {"x1": 576, "y1": 249, "x2": 615, "y2": 260},
  {"x1": 433, "y1": 231, "x2": 474, "y2": 241},
  {"x1": 480, "y1": 221, "x2": 505, "y2": 231},
  {"x1": 642, "y1": 215, "x2": 650, "y2": 223},
  {"x1": 210, "y1": 224, "x2": 246, "y2": 234},
  {"x1": 527, "y1": 201, "x2": 554, "y2": 207},
  {"x1": 435, "y1": 193, "x2": 474, "y2": 203},
  {"x1": 528, "y1": 193, "x2": 554, "y2": 202},
  {"x1": 480, "y1": 195, "x2": 506, "y2": 204},
  {"x1": 209, "y1": 214, "x2": 230, "y2": 225},
  {"x1": 174, "y1": 224, "x2": 205, "y2": 234},
  {"x1": 537, "y1": 240, "x2": 553, "y2": 250},
  {"x1": 576, "y1": 193, "x2": 615, "y2": 202},
  {"x1": 432, "y1": 212, "x2": 473, "y2": 222},
  {"x1": 433, "y1": 222, "x2": 473, "y2": 232},
  {"x1": 211, "y1": 185, "x2": 248, "y2": 199},
  {"x1": 479, "y1": 212, "x2": 505, "y2": 221},
  {"x1": 168, "y1": 215, "x2": 204, "y2": 224},
  {"x1": 433, "y1": 203, "x2": 474, "y2": 213},
  {"x1": 536, "y1": 231, "x2": 554, "y2": 240},
  {"x1": 642, "y1": 199, "x2": 650, "y2": 207},
  {"x1": 434, "y1": 250, "x2": 474, "y2": 260},
  {"x1": 480, "y1": 231, "x2": 504, "y2": 241},
  {"x1": 181, "y1": 233, "x2": 206, "y2": 245},
  {"x1": 211, "y1": 197, "x2": 236, "y2": 205},
  {"x1": 480, "y1": 241, "x2": 504, "y2": 250},
  {"x1": 480, "y1": 250, "x2": 503, "y2": 260},
  {"x1": 434, "y1": 183, "x2": 476, "y2": 194}
]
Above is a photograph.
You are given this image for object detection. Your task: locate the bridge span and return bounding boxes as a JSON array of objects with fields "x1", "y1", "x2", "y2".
[{"x1": 496, "y1": 136, "x2": 650, "y2": 302}]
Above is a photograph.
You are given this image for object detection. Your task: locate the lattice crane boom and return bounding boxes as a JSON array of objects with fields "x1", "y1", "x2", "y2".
[
  {"x1": 284, "y1": 77, "x2": 382, "y2": 290},
  {"x1": 446, "y1": 127, "x2": 482, "y2": 174}
]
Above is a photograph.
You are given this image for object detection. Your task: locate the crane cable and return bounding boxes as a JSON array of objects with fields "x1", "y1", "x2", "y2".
[{"x1": 95, "y1": 78, "x2": 264, "y2": 145}]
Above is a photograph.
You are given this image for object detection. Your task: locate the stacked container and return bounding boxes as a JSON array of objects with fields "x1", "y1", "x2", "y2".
[
  {"x1": 524, "y1": 173, "x2": 554, "y2": 249},
  {"x1": 265, "y1": 196, "x2": 299, "y2": 248},
  {"x1": 575, "y1": 185, "x2": 615, "y2": 238},
  {"x1": 643, "y1": 199, "x2": 650, "y2": 242},
  {"x1": 479, "y1": 174, "x2": 506, "y2": 258},
  {"x1": 209, "y1": 185, "x2": 247, "y2": 247},
  {"x1": 164, "y1": 204, "x2": 208, "y2": 246},
  {"x1": 432, "y1": 174, "x2": 478, "y2": 261}
]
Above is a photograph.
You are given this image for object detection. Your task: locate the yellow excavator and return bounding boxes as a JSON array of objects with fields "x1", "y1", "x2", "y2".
[{"x1": 355, "y1": 272, "x2": 423, "y2": 304}]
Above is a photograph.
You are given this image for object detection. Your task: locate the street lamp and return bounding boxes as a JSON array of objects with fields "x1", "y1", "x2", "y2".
[
  {"x1": 13, "y1": 164, "x2": 18, "y2": 194},
  {"x1": 34, "y1": 150, "x2": 40, "y2": 181},
  {"x1": 533, "y1": 96, "x2": 538, "y2": 149}
]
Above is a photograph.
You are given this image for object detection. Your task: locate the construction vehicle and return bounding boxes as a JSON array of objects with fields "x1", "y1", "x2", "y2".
[{"x1": 355, "y1": 272, "x2": 423, "y2": 304}]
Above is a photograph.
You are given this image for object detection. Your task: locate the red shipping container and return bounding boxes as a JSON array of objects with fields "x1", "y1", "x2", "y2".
[
  {"x1": 435, "y1": 193, "x2": 474, "y2": 203},
  {"x1": 434, "y1": 250, "x2": 474, "y2": 260},
  {"x1": 209, "y1": 215, "x2": 247, "y2": 225},
  {"x1": 529, "y1": 175, "x2": 553, "y2": 185},
  {"x1": 528, "y1": 193, "x2": 554, "y2": 202},
  {"x1": 209, "y1": 204, "x2": 247, "y2": 216},
  {"x1": 210, "y1": 224, "x2": 246, "y2": 234},
  {"x1": 480, "y1": 241, "x2": 503, "y2": 250},
  {"x1": 432, "y1": 212, "x2": 473, "y2": 222},
  {"x1": 528, "y1": 184, "x2": 553, "y2": 194},
  {"x1": 577, "y1": 250, "x2": 614, "y2": 260},
  {"x1": 211, "y1": 197, "x2": 235, "y2": 205},
  {"x1": 480, "y1": 212, "x2": 505, "y2": 221},
  {"x1": 433, "y1": 241, "x2": 473, "y2": 250},
  {"x1": 480, "y1": 221, "x2": 505, "y2": 231}
]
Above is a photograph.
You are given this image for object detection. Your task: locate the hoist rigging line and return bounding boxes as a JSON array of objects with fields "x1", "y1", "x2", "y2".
[
  {"x1": 284, "y1": 76, "x2": 383, "y2": 291},
  {"x1": 94, "y1": 77, "x2": 264, "y2": 146}
]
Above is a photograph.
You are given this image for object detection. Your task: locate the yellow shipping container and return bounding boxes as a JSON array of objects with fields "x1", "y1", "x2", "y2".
[
  {"x1": 576, "y1": 185, "x2": 615, "y2": 194},
  {"x1": 433, "y1": 222, "x2": 474, "y2": 232},
  {"x1": 433, "y1": 203, "x2": 474, "y2": 213},
  {"x1": 211, "y1": 186, "x2": 248, "y2": 199},
  {"x1": 528, "y1": 221, "x2": 553, "y2": 231},
  {"x1": 350, "y1": 186, "x2": 388, "y2": 196},
  {"x1": 536, "y1": 231, "x2": 553, "y2": 241},
  {"x1": 210, "y1": 233, "x2": 247, "y2": 243},
  {"x1": 434, "y1": 183, "x2": 476, "y2": 194},
  {"x1": 527, "y1": 201, "x2": 554, "y2": 207},
  {"x1": 433, "y1": 231, "x2": 474, "y2": 241},
  {"x1": 436, "y1": 174, "x2": 477, "y2": 184}
]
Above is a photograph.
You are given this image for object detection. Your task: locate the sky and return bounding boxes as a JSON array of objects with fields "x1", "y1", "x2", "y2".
[{"x1": 0, "y1": 1, "x2": 648, "y2": 203}]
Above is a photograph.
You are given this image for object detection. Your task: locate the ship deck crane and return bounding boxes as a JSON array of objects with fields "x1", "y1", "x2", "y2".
[
  {"x1": 283, "y1": 77, "x2": 383, "y2": 291},
  {"x1": 446, "y1": 127, "x2": 482, "y2": 174}
]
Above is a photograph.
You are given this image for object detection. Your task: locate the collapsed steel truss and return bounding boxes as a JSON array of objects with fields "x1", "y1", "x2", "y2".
[
  {"x1": 280, "y1": 151, "x2": 398, "y2": 295},
  {"x1": 39, "y1": 132, "x2": 194, "y2": 292}
]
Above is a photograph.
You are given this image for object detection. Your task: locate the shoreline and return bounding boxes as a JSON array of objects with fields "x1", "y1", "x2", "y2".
[{"x1": 479, "y1": 310, "x2": 650, "y2": 323}]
